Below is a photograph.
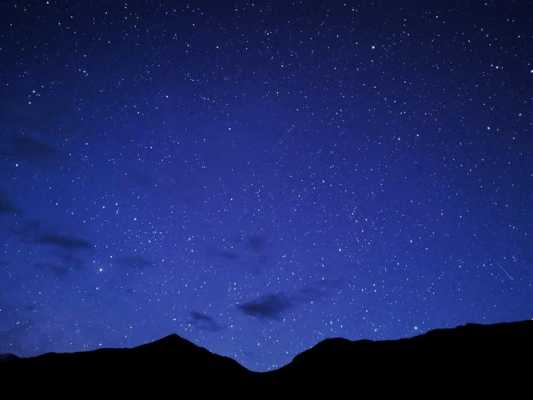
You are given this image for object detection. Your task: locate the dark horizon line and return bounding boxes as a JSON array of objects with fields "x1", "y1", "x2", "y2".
[{"x1": 3, "y1": 318, "x2": 531, "y2": 373}]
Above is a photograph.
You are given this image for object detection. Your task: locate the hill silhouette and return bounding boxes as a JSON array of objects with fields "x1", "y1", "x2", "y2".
[{"x1": 1, "y1": 320, "x2": 531, "y2": 392}]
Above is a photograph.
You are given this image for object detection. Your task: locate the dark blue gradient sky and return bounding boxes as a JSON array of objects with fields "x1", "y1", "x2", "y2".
[{"x1": 1, "y1": 0, "x2": 532, "y2": 371}]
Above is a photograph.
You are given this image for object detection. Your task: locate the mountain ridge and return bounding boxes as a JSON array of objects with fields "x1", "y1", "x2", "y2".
[{"x1": 1, "y1": 319, "x2": 532, "y2": 391}]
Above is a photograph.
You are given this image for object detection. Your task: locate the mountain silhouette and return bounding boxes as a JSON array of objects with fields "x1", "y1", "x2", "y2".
[
  {"x1": 1, "y1": 320, "x2": 531, "y2": 393},
  {"x1": 0, "y1": 353, "x2": 18, "y2": 361}
]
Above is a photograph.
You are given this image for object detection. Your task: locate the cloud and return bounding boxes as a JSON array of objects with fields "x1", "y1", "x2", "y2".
[
  {"x1": 6, "y1": 219, "x2": 90, "y2": 277},
  {"x1": 189, "y1": 311, "x2": 223, "y2": 332},
  {"x1": 4, "y1": 135, "x2": 59, "y2": 164},
  {"x1": 9, "y1": 219, "x2": 42, "y2": 242},
  {"x1": 247, "y1": 234, "x2": 267, "y2": 253},
  {"x1": 237, "y1": 293, "x2": 293, "y2": 320},
  {"x1": 10, "y1": 221, "x2": 92, "y2": 252},
  {"x1": 237, "y1": 279, "x2": 344, "y2": 322},
  {"x1": 36, "y1": 234, "x2": 93, "y2": 251},
  {"x1": 0, "y1": 192, "x2": 18, "y2": 215},
  {"x1": 114, "y1": 255, "x2": 154, "y2": 270}
]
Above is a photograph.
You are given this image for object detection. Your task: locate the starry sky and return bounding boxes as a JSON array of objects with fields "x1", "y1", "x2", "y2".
[{"x1": 1, "y1": 0, "x2": 532, "y2": 371}]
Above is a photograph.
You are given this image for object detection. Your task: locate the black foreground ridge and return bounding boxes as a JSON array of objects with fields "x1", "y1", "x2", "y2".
[{"x1": 1, "y1": 320, "x2": 532, "y2": 390}]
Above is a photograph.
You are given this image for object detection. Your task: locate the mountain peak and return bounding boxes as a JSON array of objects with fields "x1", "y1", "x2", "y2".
[
  {"x1": 136, "y1": 333, "x2": 200, "y2": 351},
  {"x1": 156, "y1": 333, "x2": 183, "y2": 343}
]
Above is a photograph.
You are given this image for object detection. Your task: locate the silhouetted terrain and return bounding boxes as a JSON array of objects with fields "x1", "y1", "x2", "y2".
[{"x1": 1, "y1": 320, "x2": 532, "y2": 392}]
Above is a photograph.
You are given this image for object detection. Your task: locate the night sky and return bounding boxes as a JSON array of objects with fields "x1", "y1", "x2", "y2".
[{"x1": 1, "y1": 0, "x2": 532, "y2": 371}]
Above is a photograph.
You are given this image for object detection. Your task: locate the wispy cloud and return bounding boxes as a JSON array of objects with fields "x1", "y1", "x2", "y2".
[
  {"x1": 7, "y1": 219, "x2": 92, "y2": 277},
  {"x1": 237, "y1": 279, "x2": 344, "y2": 322},
  {"x1": 36, "y1": 234, "x2": 93, "y2": 251},
  {"x1": 3, "y1": 135, "x2": 59, "y2": 165},
  {"x1": 237, "y1": 293, "x2": 293, "y2": 320},
  {"x1": 189, "y1": 311, "x2": 224, "y2": 332},
  {"x1": 10, "y1": 220, "x2": 93, "y2": 254}
]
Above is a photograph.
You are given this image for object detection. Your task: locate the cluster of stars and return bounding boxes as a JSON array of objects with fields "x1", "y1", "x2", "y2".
[{"x1": 0, "y1": 0, "x2": 532, "y2": 371}]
